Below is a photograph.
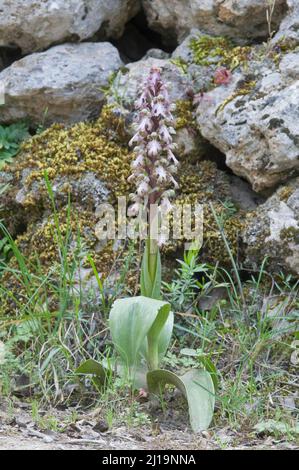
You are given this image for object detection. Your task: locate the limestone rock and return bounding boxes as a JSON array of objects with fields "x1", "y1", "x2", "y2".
[
  {"x1": 107, "y1": 57, "x2": 203, "y2": 156},
  {"x1": 108, "y1": 57, "x2": 192, "y2": 109},
  {"x1": 195, "y1": 48, "x2": 299, "y2": 192},
  {"x1": 0, "y1": 0, "x2": 140, "y2": 54},
  {"x1": 244, "y1": 178, "x2": 299, "y2": 275},
  {"x1": 274, "y1": 0, "x2": 299, "y2": 46},
  {"x1": 142, "y1": 0, "x2": 288, "y2": 45},
  {"x1": 0, "y1": 43, "x2": 123, "y2": 125}
]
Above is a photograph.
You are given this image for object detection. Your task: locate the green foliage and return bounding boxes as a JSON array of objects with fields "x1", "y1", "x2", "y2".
[
  {"x1": 0, "y1": 184, "x2": 11, "y2": 272},
  {"x1": 163, "y1": 249, "x2": 219, "y2": 311},
  {"x1": 254, "y1": 419, "x2": 299, "y2": 437},
  {"x1": 190, "y1": 35, "x2": 233, "y2": 66},
  {"x1": 102, "y1": 296, "x2": 173, "y2": 385},
  {"x1": 76, "y1": 359, "x2": 107, "y2": 390},
  {"x1": 0, "y1": 165, "x2": 297, "y2": 440},
  {"x1": 0, "y1": 236, "x2": 11, "y2": 268},
  {"x1": 36, "y1": 108, "x2": 49, "y2": 135},
  {"x1": 0, "y1": 183, "x2": 9, "y2": 206},
  {"x1": 147, "y1": 369, "x2": 215, "y2": 433},
  {"x1": 140, "y1": 239, "x2": 162, "y2": 300},
  {"x1": 77, "y1": 295, "x2": 215, "y2": 432},
  {"x1": 180, "y1": 348, "x2": 219, "y2": 392},
  {"x1": 0, "y1": 122, "x2": 30, "y2": 169},
  {"x1": 170, "y1": 58, "x2": 189, "y2": 74},
  {"x1": 0, "y1": 177, "x2": 137, "y2": 399}
]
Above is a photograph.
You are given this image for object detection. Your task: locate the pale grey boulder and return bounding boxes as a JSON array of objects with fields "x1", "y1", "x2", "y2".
[
  {"x1": 195, "y1": 49, "x2": 299, "y2": 192},
  {"x1": 108, "y1": 57, "x2": 192, "y2": 109},
  {"x1": 0, "y1": 0, "x2": 140, "y2": 54},
  {"x1": 273, "y1": 0, "x2": 299, "y2": 46},
  {"x1": 244, "y1": 178, "x2": 299, "y2": 275},
  {"x1": 0, "y1": 42, "x2": 123, "y2": 125},
  {"x1": 172, "y1": 27, "x2": 299, "y2": 192},
  {"x1": 171, "y1": 29, "x2": 216, "y2": 91},
  {"x1": 107, "y1": 57, "x2": 203, "y2": 157},
  {"x1": 142, "y1": 0, "x2": 288, "y2": 45}
]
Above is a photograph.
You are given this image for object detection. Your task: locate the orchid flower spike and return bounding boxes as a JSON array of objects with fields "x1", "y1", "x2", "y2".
[{"x1": 128, "y1": 66, "x2": 179, "y2": 226}]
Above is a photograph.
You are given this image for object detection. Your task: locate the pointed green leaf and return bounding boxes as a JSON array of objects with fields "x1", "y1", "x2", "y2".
[
  {"x1": 139, "y1": 311, "x2": 174, "y2": 364},
  {"x1": 147, "y1": 369, "x2": 215, "y2": 432},
  {"x1": 76, "y1": 359, "x2": 105, "y2": 377},
  {"x1": 197, "y1": 355, "x2": 219, "y2": 392},
  {"x1": 75, "y1": 359, "x2": 107, "y2": 389}
]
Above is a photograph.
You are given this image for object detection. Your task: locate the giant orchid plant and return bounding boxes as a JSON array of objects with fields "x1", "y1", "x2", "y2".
[{"x1": 77, "y1": 67, "x2": 215, "y2": 432}]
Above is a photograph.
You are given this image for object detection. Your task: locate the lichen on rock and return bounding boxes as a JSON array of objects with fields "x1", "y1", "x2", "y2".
[
  {"x1": 244, "y1": 178, "x2": 299, "y2": 275},
  {"x1": 189, "y1": 35, "x2": 252, "y2": 70},
  {"x1": 194, "y1": 47, "x2": 299, "y2": 192}
]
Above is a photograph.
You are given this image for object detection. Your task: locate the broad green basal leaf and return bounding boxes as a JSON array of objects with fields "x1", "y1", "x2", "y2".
[
  {"x1": 147, "y1": 369, "x2": 215, "y2": 432},
  {"x1": 139, "y1": 310, "x2": 174, "y2": 366},
  {"x1": 109, "y1": 296, "x2": 171, "y2": 373}
]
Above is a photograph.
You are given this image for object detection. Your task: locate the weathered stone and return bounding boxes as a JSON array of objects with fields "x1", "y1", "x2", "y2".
[
  {"x1": 244, "y1": 178, "x2": 299, "y2": 275},
  {"x1": 172, "y1": 29, "x2": 299, "y2": 191},
  {"x1": 107, "y1": 57, "x2": 203, "y2": 156},
  {"x1": 172, "y1": 30, "x2": 216, "y2": 90},
  {"x1": 142, "y1": 0, "x2": 288, "y2": 45},
  {"x1": 195, "y1": 48, "x2": 299, "y2": 192},
  {"x1": 0, "y1": 0, "x2": 140, "y2": 54},
  {"x1": 143, "y1": 49, "x2": 171, "y2": 60},
  {"x1": 274, "y1": 0, "x2": 299, "y2": 46},
  {"x1": 0, "y1": 43, "x2": 123, "y2": 125},
  {"x1": 15, "y1": 172, "x2": 109, "y2": 211},
  {"x1": 227, "y1": 175, "x2": 265, "y2": 212},
  {"x1": 108, "y1": 57, "x2": 191, "y2": 109}
]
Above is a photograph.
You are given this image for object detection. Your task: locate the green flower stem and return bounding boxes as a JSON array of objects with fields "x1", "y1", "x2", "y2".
[
  {"x1": 148, "y1": 238, "x2": 158, "y2": 284},
  {"x1": 141, "y1": 238, "x2": 162, "y2": 300},
  {"x1": 147, "y1": 330, "x2": 160, "y2": 372}
]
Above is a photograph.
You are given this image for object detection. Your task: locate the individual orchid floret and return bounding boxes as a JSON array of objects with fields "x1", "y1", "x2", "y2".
[
  {"x1": 167, "y1": 149, "x2": 179, "y2": 165},
  {"x1": 155, "y1": 166, "x2": 167, "y2": 182},
  {"x1": 127, "y1": 202, "x2": 140, "y2": 217},
  {"x1": 137, "y1": 181, "x2": 150, "y2": 197},
  {"x1": 129, "y1": 133, "x2": 141, "y2": 147},
  {"x1": 131, "y1": 154, "x2": 144, "y2": 169},
  {"x1": 147, "y1": 138, "x2": 162, "y2": 157},
  {"x1": 152, "y1": 100, "x2": 167, "y2": 117}
]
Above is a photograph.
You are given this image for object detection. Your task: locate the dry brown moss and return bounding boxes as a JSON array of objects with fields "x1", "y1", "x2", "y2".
[
  {"x1": 278, "y1": 186, "x2": 295, "y2": 202},
  {"x1": 163, "y1": 160, "x2": 246, "y2": 262},
  {"x1": 175, "y1": 99, "x2": 197, "y2": 131}
]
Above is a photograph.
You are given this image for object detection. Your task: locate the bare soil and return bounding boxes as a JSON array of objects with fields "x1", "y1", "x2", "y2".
[
  {"x1": 0, "y1": 428, "x2": 297, "y2": 450},
  {"x1": 0, "y1": 400, "x2": 297, "y2": 450}
]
